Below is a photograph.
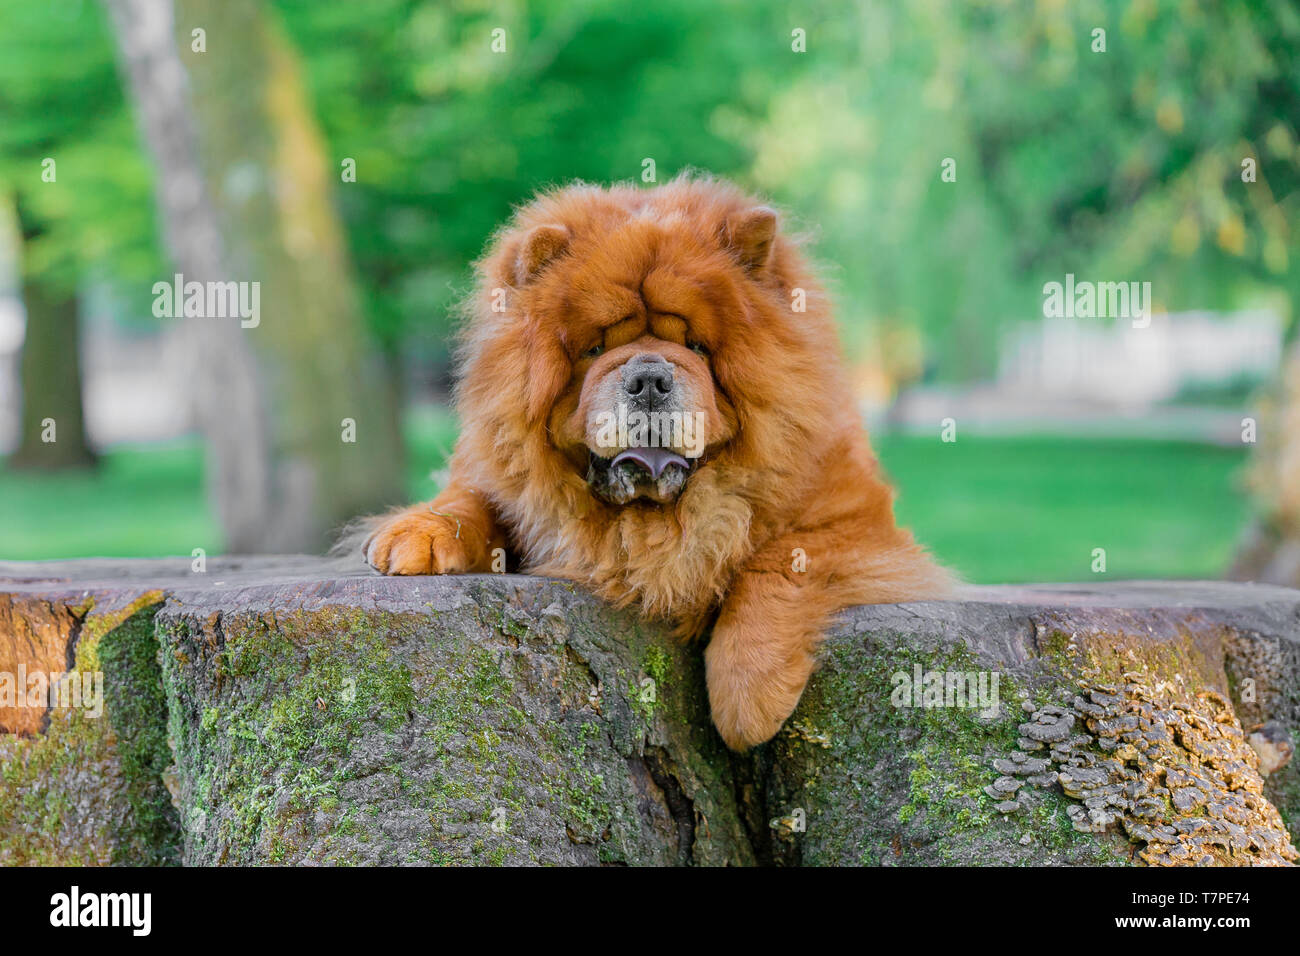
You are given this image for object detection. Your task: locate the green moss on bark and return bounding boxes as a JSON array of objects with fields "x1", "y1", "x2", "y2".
[
  {"x1": 767, "y1": 634, "x2": 1126, "y2": 866},
  {"x1": 0, "y1": 596, "x2": 179, "y2": 865},
  {"x1": 159, "y1": 591, "x2": 751, "y2": 866}
]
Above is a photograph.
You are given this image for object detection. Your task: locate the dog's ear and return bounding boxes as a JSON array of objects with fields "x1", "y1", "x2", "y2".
[
  {"x1": 513, "y1": 224, "x2": 570, "y2": 285},
  {"x1": 721, "y1": 206, "x2": 778, "y2": 273}
]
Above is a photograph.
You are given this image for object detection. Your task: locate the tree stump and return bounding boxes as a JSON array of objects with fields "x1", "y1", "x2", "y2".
[{"x1": 1, "y1": 559, "x2": 1295, "y2": 866}]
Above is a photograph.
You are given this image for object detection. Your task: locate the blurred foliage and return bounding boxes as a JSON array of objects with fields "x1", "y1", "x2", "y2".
[
  {"x1": 741, "y1": 0, "x2": 1300, "y2": 380},
  {"x1": 1, "y1": 0, "x2": 1297, "y2": 380},
  {"x1": 0, "y1": 0, "x2": 161, "y2": 308},
  {"x1": 274, "y1": 0, "x2": 797, "y2": 359}
]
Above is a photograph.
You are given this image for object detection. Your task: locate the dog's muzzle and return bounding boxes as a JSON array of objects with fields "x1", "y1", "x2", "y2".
[{"x1": 587, "y1": 352, "x2": 696, "y2": 505}]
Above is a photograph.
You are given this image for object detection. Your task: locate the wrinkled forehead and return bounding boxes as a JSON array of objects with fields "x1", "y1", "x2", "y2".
[{"x1": 532, "y1": 216, "x2": 729, "y2": 345}]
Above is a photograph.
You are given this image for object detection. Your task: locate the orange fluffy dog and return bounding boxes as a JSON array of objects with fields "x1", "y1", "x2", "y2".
[{"x1": 362, "y1": 175, "x2": 952, "y2": 750}]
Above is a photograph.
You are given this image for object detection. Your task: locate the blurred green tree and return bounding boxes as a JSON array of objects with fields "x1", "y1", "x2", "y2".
[
  {"x1": 274, "y1": 0, "x2": 801, "y2": 370},
  {"x1": 0, "y1": 0, "x2": 160, "y2": 469},
  {"x1": 101, "y1": 0, "x2": 405, "y2": 551},
  {"x1": 9, "y1": 196, "x2": 96, "y2": 469},
  {"x1": 739, "y1": 0, "x2": 1299, "y2": 384}
]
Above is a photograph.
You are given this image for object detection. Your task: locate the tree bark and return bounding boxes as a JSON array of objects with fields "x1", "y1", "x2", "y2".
[{"x1": 101, "y1": 0, "x2": 403, "y2": 552}]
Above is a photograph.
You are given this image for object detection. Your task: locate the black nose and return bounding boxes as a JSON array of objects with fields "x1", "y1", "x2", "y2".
[{"x1": 622, "y1": 354, "x2": 674, "y2": 403}]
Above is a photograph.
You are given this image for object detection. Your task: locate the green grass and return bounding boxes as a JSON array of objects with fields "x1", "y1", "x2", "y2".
[
  {"x1": 874, "y1": 434, "x2": 1253, "y2": 583},
  {"x1": 0, "y1": 407, "x2": 460, "y2": 561},
  {"x1": 0, "y1": 418, "x2": 1254, "y2": 585},
  {"x1": 0, "y1": 441, "x2": 222, "y2": 560}
]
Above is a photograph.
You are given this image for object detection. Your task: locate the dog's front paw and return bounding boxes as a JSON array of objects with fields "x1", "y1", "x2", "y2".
[
  {"x1": 704, "y1": 635, "x2": 812, "y2": 751},
  {"x1": 708, "y1": 690, "x2": 790, "y2": 752},
  {"x1": 364, "y1": 510, "x2": 473, "y2": 575}
]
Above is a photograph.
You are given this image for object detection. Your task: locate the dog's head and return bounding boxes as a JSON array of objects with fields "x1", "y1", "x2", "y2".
[{"x1": 456, "y1": 177, "x2": 837, "y2": 520}]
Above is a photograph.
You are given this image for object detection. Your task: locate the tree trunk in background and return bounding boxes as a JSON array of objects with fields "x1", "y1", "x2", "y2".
[
  {"x1": 1231, "y1": 337, "x2": 1300, "y2": 586},
  {"x1": 9, "y1": 197, "x2": 97, "y2": 471},
  {"x1": 102, "y1": 0, "x2": 403, "y2": 553}
]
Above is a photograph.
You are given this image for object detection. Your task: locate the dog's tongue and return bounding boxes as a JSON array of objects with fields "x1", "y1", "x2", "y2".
[{"x1": 611, "y1": 447, "x2": 689, "y2": 479}]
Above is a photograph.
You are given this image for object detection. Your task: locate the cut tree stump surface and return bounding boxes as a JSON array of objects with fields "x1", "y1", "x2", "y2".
[{"x1": 1, "y1": 557, "x2": 1296, "y2": 865}]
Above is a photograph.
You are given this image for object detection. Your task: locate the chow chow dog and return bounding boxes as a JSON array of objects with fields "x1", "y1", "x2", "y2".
[{"x1": 361, "y1": 175, "x2": 952, "y2": 749}]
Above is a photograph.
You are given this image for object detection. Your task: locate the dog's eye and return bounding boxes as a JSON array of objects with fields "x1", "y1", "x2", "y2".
[
  {"x1": 687, "y1": 341, "x2": 710, "y2": 358},
  {"x1": 583, "y1": 344, "x2": 605, "y2": 359}
]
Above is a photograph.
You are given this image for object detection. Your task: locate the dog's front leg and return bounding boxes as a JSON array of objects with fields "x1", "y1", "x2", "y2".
[{"x1": 704, "y1": 555, "x2": 834, "y2": 751}]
